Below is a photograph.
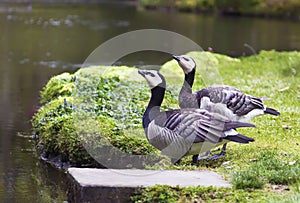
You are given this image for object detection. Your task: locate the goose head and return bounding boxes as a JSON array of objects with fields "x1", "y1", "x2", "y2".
[
  {"x1": 138, "y1": 69, "x2": 166, "y2": 89},
  {"x1": 172, "y1": 55, "x2": 196, "y2": 74}
]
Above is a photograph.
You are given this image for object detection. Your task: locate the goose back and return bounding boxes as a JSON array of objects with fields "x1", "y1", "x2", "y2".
[{"x1": 175, "y1": 55, "x2": 279, "y2": 122}]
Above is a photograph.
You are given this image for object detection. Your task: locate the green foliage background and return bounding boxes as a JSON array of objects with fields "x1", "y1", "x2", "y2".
[{"x1": 139, "y1": 0, "x2": 300, "y2": 18}]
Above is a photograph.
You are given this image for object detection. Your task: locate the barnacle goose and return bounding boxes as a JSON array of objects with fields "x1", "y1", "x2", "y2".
[
  {"x1": 138, "y1": 69, "x2": 255, "y2": 164},
  {"x1": 173, "y1": 54, "x2": 279, "y2": 160}
]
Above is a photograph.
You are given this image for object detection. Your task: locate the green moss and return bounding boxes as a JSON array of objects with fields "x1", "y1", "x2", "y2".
[
  {"x1": 32, "y1": 65, "x2": 177, "y2": 167},
  {"x1": 32, "y1": 97, "x2": 73, "y2": 155},
  {"x1": 40, "y1": 73, "x2": 74, "y2": 104}
]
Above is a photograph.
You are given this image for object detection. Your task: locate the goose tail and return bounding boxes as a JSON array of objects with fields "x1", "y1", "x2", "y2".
[
  {"x1": 224, "y1": 121, "x2": 256, "y2": 131},
  {"x1": 264, "y1": 107, "x2": 280, "y2": 116},
  {"x1": 225, "y1": 134, "x2": 255, "y2": 144}
]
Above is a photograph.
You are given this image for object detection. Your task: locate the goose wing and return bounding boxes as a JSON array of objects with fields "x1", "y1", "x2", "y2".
[
  {"x1": 148, "y1": 108, "x2": 253, "y2": 149},
  {"x1": 172, "y1": 109, "x2": 254, "y2": 143},
  {"x1": 196, "y1": 86, "x2": 265, "y2": 116}
]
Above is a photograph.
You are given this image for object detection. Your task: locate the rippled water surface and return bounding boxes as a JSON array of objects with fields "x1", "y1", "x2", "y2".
[{"x1": 0, "y1": 2, "x2": 299, "y2": 202}]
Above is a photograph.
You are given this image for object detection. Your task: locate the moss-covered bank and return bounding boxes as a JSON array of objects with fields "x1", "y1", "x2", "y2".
[
  {"x1": 139, "y1": 0, "x2": 300, "y2": 20},
  {"x1": 32, "y1": 50, "x2": 300, "y2": 202}
]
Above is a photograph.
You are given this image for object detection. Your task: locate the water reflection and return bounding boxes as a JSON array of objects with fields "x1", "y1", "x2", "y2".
[
  {"x1": 0, "y1": 143, "x2": 67, "y2": 202},
  {"x1": 0, "y1": 2, "x2": 299, "y2": 202}
]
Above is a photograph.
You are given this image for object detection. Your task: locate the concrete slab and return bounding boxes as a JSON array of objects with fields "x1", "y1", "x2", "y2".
[{"x1": 67, "y1": 168, "x2": 231, "y2": 203}]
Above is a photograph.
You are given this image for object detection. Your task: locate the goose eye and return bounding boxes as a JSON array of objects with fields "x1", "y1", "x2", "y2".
[
  {"x1": 146, "y1": 72, "x2": 155, "y2": 77},
  {"x1": 183, "y1": 57, "x2": 189, "y2": 61}
]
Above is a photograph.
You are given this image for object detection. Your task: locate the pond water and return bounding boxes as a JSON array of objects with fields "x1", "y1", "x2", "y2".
[{"x1": 0, "y1": 2, "x2": 299, "y2": 202}]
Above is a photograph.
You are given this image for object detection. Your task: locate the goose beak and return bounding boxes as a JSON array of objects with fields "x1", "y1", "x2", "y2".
[
  {"x1": 172, "y1": 55, "x2": 181, "y2": 62},
  {"x1": 138, "y1": 70, "x2": 146, "y2": 77}
]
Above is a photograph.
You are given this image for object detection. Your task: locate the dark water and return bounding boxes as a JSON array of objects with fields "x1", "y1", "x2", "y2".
[{"x1": 0, "y1": 2, "x2": 299, "y2": 202}]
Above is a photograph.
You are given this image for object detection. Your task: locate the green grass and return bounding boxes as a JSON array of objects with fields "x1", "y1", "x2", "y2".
[
  {"x1": 131, "y1": 184, "x2": 297, "y2": 203},
  {"x1": 133, "y1": 50, "x2": 300, "y2": 202},
  {"x1": 231, "y1": 150, "x2": 300, "y2": 189},
  {"x1": 32, "y1": 50, "x2": 300, "y2": 202}
]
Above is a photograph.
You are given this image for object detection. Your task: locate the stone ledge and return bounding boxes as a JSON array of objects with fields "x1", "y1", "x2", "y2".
[{"x1": 67, "y1": 168, "x2": 231, "y2": 203}]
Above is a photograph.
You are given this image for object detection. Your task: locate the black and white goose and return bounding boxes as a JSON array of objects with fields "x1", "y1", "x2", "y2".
[
  {"x1": 138, "y1": 69, "x2": 255, "y2": 164},
  {"x1": 172, "y1": 54, "x2": 280, "y2": 160}
]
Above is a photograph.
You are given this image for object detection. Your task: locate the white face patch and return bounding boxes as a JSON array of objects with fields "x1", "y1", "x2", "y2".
[
  {"x1": 141, "y1": 70, "x2": 163, "y2": 89},
  {"x1": 177, "y1": 55, "x2": 196, "y2": 74}
]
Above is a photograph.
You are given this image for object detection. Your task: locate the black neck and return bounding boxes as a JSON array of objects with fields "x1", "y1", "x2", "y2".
[
  {"x1": 143, "y1": 85, "x2": 165, "y2": 129},
  {"x1": 181, "y1": 68, "x2": 195, "y2": 94}
]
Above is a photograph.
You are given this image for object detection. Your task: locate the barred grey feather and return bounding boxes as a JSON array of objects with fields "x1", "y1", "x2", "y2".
[{"x1": 196, "y1": 87, "x2": 266, "y2": 116}]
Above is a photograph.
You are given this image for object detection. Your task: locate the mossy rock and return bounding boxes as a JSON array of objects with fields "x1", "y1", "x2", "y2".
[{"x1": 33, "y1": 65, "x2": 169, "y2": 167}]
